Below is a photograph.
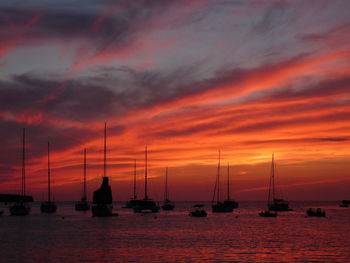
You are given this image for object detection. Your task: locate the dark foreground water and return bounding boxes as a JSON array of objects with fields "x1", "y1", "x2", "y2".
[{"x1": 0, "y1": 201, "x2": 349, "y2": 263}]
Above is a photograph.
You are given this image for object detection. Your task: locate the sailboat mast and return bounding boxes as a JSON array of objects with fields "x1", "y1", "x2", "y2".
[
  {"x1": 272, "y1": 153, "x2": 275, "y2": 200},
  {"x1": 48, "y1": 142, "x2": 51, "y2": 202},
  {"x1": 144, "y1": 146, "x2": 148, "y2": 200},
  {"x1": 103, "y1": 122, "x2": 107, "y2": 178},
  {"x1": 83, "y1": 148, "x2": 87, "y2": 199},
  {"x1": 227, "y1": 163, "x2": 230, "y2": 200},
  {"x1": 133, "y1": 159, "x2": 137, "y2": 200},
  {"x1": 22, "y1": 128, "x2": 26, "y2": 196},
  {"x1": 217, "y1": 150, "x2": 221, "y2": 203},
  {"x1": 164, "y1": 166, "x2": 168, "y2": 200}
]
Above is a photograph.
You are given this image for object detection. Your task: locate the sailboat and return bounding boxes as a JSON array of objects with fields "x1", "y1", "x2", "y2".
[
  {"x1": 222, "y1": 163, "x2": 239, "y2": 210},
  {"x1": 124, "y1": 160, "x2": 141, "y2": 208},
  {"x1": 75, "y1": 149, "x2": 90, "y2": 211},
  {"x1": 40, "y1": 142, "x2": 57, "y2": 213},
  {"x1": 267, "y1": 154, "x2": 292, "y2": 212},
  {"x1": 9, "y1": 128, "x2": 31, "y2": 216},
  {"x1": 91, "y1": 122, "x2": 116, "y2": 217},
  {"x1": 212, "y1": 151, "x2": 234, "y2": 213},
  {"x1": 161, "y1": 167, "x2": 175, "y2": 211},
  {"x1": 133, "y1": 146, "x2": 160, "y2": 213}
]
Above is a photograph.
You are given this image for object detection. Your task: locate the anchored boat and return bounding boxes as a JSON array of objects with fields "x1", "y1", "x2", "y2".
[
  {"x1": 10, "y1": 128, "x2": 31, "y2": 216},
  {"x1": 91, "y1": 122, "x2": 116, "y2": 217},
  {"x1": 40, "y1": 142, "x2": 57, "y2": 213},
  {"x1": 75, "y1": 149, "x2": 90, "y2": 211},
  {"x1": 161, "y1": 167, "x2": 175, "y2": 211},
  {"x1": 124, "y1": 160, "x2": 141, "y2": 208},
  {"x1": 133, "y1": 146, "x2": 160, "y2": 213},
  {"x1": 267, "y1": 154, "x2": 292, "y2": 212}
]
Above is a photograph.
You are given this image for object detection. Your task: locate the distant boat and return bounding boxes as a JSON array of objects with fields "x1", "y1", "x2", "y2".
[
  {"x1": 161, "y1": 167, "x2": 175, "y2": 211},
  {"x1": 259, "y1": 210, "x2": 277, "y2": 217},
  {"x1": 91, "y1": 122, "x2": 116, "y2": 217},
  {"x1": 75, "y1": 149, "x2": 90, "y2": 211},
  {"x1": 40, "y1": 142, "x2": 57, "y2": 213},
  {"x1": 259, "y1": 154, "x2": 280, "y2": 217},
  {"x1": 306, "y1": 208, "x2": 326, "y2": 217},
  {"x1": 267, "y1": 154, "x2": 292, "y2": 212},
  {"x1": 189, "y1": 204, "x2": 207, "y2": 217},
  {"x1": 339, "y1": 200, "x2": 350, "y2": 207},
  {"x1": 133, "y1": 146, "x2": 160, "y2": 213},
  {"x1": 124, "y1": 160, "x2": 141, "y2": 208},
  {"x1": 223, "y1": 163, "x2": 238, "y2": 210},
  {"x1": 212, "y1": 151, "x2": 235, "y2": 213},
  {"x1": 9, "y1": 128, "x2": 31, "y2": 216}
]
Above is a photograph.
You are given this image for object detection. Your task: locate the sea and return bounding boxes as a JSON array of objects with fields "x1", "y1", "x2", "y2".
[{"x1": 0, "y1": 201, "x2": 349, "y2": 263}]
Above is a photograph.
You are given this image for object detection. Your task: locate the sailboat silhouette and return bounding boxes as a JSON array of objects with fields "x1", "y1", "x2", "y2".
[
  {"x1": 133, "y1": 146, "x2": 160, "y2": 213},
  {"x1": 91, "y1": 122, "x2": 116, "y2": 217},
  {"x1": 40, "y1": 142, "x2": 57, "y2": 213},
  {"x1": 9, "y1": 128, "x2": 31, "y2": 216},
  {"x1": 75, "y1": 149, "x2": 90, "y2": 211},
  {"x1": 161, "y1": 167, "x2": 175, "y2": 211}
]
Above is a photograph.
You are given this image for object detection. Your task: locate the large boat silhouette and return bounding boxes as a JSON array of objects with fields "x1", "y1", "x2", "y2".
[{"x1": 91, "y1": 122, "x2": 117, "y2": 217}]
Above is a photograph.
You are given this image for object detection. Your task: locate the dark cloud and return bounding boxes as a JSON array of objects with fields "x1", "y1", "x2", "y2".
[{"x1": 0, "y1": 0, "x2": 188, "y2": 52}]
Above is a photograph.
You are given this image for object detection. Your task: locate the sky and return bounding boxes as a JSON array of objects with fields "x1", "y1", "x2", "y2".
[{"x1": 0, "y1": 0, "x2": 349, "y2": 201}]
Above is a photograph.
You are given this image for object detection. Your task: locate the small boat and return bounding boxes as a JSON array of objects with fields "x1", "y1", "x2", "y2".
[
  {"x1": 223, "y1": 163, "x2": 238, "y2": 209},
  {"x1": 189, "y1": 204, "x2": 207, "y2": 217},
  {"x1": 306, "y1": 208, "x2": 326, "y2": 217},
  {"x1": 259, "y1": 210, "x2": 277, "y2": 217},
  {"x1": 339, "y1": 200, "x2": 350, "y2": 207},
  {"x1": 41, "y1": 142, "x2": 57, "y2": 213},
  {"x1": 133, "y1": 147, "x2": 160, "y2": 213},
  {"x1": 91, "y1": 123, "x2": 117, "y2": 217},
  {"x1": 267, "y1": 154, "x2": 292, "y2": 212},
  {"x1": 75, "y1": 149, "x2": 90, "y2": 211},
  {"x1": 259, "y1": 154, "x2": 283, "y2": 217},
  {"x1": 161, "y1": 167, "x2": 175, "y2": 211},
  {"x1": 10, "y1": 128, "x2": 31, "y2": 216},
  {"x1": 10, "y1": 201, "x2": 31, "y2": 216},
  {"x1": 123, "y1": 160, "x2": 141, "y2": 208},
  {"x1": 212, "y1": 151, "x2": 235, "y2": 213}
]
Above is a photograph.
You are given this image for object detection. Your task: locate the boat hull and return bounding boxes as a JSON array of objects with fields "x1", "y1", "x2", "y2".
[
  {"x1": 9, "y1": 203, "x2": 30, "y2": 216},
  {"x1": 259, "y1": 210, "x2": 277, "y2": 217},
  {"x1": 269, "y1": 199, "x2": 292, "y2": 211},
  {"x1": 224, "y1": 200, "x2": 239, "y2": 209},
  {"x1": 133, "y1": 200, "x2": 160, "y2": 213},
  {"x1": 75, "y1": 201, "x2": 90, "y2": 211},
  {"x1": 306, "y1": 208, "x2": 326, "y2": 217},
  {"x1": 212, "y1": 202, "x2": 234, "y2": 213},
  {"x1": 40, "y1": 202, "x2": 57, "y2": 213},
  {"x1": 189, "y1": 210, "x2": 207, "y2": 217},
  {"x1": 161, "y1": 201, "x2": 175, "y2": 211},
  {"x1": 123, "y1": 199, "x2": 143, "y2": 209}
]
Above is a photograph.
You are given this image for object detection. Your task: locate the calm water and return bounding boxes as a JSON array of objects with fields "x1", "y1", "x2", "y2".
[{"x1": 0, "y1": 201, "x2": 349, "y2": 262}]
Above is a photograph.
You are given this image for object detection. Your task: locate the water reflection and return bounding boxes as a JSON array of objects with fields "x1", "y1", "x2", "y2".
[{"x1": 0, "y1": 201, "x2": 349, "y2": 262}]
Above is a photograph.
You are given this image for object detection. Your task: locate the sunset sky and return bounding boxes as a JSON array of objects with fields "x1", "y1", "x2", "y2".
[{"x1": 1, "y1": 0, "x2": 349, "y2": 201}]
